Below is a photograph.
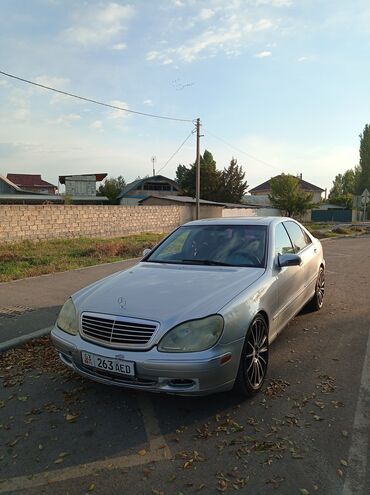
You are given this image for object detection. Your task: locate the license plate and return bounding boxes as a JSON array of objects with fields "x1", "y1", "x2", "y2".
[{"x1": 81, "y1": 351, "x2": 135, "y2": 377}]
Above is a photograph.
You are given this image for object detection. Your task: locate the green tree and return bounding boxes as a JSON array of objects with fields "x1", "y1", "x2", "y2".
[
  {"x1": 328, "y1": 168, "x2": 358, "y2": 208},
  {"x1": 98, "y1": 175, "x2": 126, "y2": 204},
  {"x1": 218, "y1": 158, "x2": 248, "y2": 203},
  {"x1": 356, "y1": 124, "x2": 370, "y2": 194},
  {"x1": 175, "y1": 150, "x2": 222, "y2": 201},
  {"x1": 269, "y1": 174, "x2": 313, "y2": 217}
]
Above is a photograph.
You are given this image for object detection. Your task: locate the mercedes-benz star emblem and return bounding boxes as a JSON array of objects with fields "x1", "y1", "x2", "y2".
[{"x1": 117, "y1": 297, "x2": 126, "y2": 309}]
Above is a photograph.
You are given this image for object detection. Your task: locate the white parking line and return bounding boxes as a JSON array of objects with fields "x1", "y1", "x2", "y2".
[
  {"x1": 0, "y1": 395, "x2": 171, "y2": 494},
  {"x1": 342, "y1": 326, "x2": 370, "y2": 495}
]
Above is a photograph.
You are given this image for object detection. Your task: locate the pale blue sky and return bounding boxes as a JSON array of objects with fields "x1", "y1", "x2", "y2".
[{"x1": 1, "y1": 0, "x2": 370, "y2": 192}]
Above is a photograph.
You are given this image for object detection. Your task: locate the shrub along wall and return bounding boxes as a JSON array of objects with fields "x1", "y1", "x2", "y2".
[{"x1": 0, "y1": 205, "x2": 191, "y2": 243}]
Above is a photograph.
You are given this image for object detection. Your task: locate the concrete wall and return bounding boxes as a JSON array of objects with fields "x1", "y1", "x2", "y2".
[
  {"x1": 0, "y1": 205, "x2": 189, "y2": 243},
  {"x1": 222, "y1": 207, "x2": 281, "y2": 218}
]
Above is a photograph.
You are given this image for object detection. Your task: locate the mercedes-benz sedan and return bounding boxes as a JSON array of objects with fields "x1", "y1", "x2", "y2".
[{"x1": 51, "y1": 217, "x2": 325, "y2": 396}]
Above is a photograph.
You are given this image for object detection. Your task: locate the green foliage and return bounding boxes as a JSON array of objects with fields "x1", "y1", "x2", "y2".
[
  {"x1": 218, "y1": 158, "x2": 248, "y2": 203},
  {"x1": 175, "y1": 151, "x2": 247, "y2": 203},
  {"x1": 328, "y1": 168, "x2": 359, "y2": 208},
  {"x1": 357, "y1": 124, "x2": 370, "y2": 194},
  {"x1": 98, "y1": 175, "x2": 126, "y2": 204},
  {"x1": 268, "y1": 174, "x2": 313, "y2": 218}
]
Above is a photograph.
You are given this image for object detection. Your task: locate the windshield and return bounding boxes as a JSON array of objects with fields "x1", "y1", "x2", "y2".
[{"x1": 145, "y1": 224, "x2": 267, "y2": 268}]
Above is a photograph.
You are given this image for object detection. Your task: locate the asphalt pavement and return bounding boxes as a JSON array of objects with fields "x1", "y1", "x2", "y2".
[
  {"x1": 0, "y1": 236, "x2": 369, "y2": 494},
  {"x1": 0, "y1": 258, "x2": 139, "y2": 345}
]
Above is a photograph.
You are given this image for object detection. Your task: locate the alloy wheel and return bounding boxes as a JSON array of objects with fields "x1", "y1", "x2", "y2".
[{"x1": 245, "y1": 317, "x2": 268, "y2": 389}]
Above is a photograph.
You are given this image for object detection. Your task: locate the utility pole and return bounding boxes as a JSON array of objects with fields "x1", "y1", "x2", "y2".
[
  {"x1": 195, "y1": 118, "x2": 201, "y2": 220},
  {"x1": 151, "y1": 156, "x2": 156, "y2": 176}
]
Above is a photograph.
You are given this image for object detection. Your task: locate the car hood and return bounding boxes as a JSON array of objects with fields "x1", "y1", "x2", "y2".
[{"x1": 72, "y1": 262, "x2": 264, "y2": 330}]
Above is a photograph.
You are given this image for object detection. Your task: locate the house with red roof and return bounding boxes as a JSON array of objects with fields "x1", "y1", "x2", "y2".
[{"x1": 7, "y1": 173, "x2": 57, "y2": 195}]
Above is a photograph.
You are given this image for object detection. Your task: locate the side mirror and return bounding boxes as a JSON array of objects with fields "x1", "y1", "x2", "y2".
[
  {"x1": 278, "y1": 253, "x2": 302, "y2": 268},
  {"x1": 142, "y1": 248, "x2": 151, "y2": 258}
]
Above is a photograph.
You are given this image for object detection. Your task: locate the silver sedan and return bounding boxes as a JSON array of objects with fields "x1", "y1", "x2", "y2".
[{"x1": 51, "y1": 217, "x2": 325, "y2": 396}]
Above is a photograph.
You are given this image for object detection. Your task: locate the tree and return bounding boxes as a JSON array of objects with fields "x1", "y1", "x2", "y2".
[
  {"x1": 175, "y1": 151, "x2": 248, "y2": 203},
  {"x1": 218, "y1": 158, "x2": 248, "y2": 203},
  {"x1": 175, "y1": 150, "x2": 222, "y2": 201},
  {"x1": 269, "y1": 174, "x2": 313, "y2": 218},
  {"x1": 356, "y1": 124, "x2": 370, "y2": 194},
  {"x1": 98, "y1": 175, "x2": 126, "y2": 204},
  {"x1": 328, "y1": 168, "x2": 358, "y2": 208}
]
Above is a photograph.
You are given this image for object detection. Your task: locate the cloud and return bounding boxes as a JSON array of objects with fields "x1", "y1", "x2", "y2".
[
  {"x1": 146, "y1": 6, "x2": 277, "y2": 64},
  {"x1": 89, "y1": 120, "x2": 104, "y2": 132},
  {"x1": 199, "y1": 8, "x2": 215, "y2": 20},
  {"x1": 51, "y1": 113, "x2": 82, "y2": 126},
  {"x1": 62, "y1": 3, "x2": 135, "y2": 46},
  {"x1": 13, "y1": 108, "x2": 29, "y2": 121},
  {"x1": 255, "y1": 50, "x2": 272, "y2": 57},
  {"x1": 112, "y1": 42, "x2": 127, "y2": 50},
  {"x1": 143, "y1": 99, "x2": 153, "y2": 106},
  {"x1": 108, "y1": 100, "x2": 130, "y2": 120},
  {"x1": 256, "y1": 0, "x2": 292, "y2": 6}
]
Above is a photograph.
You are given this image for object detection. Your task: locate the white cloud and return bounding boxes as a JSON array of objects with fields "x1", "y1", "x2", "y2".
[
  {"x1": 89, "y1": 120, "x2": 104, "y2": 132},
  {"x1": 255, "y1": 50, "x2": 272, "y2": 57},
  {"x1": 112, "y1": 42, "x2": 127, "y2": 50},
  {"x1": 0, "y1": 80, "x2": 8, "y2": 87},
  {"x1": 199, "y1": 8, "x2": 215, "y2": 20},
  {"x1": 13, "y1": 108, "x2": 29, "y2": 121},
  {"x1": 51, "y1": 113, "x2": 82, "y2": 126},
  {"x1": 146, "y1": 7, "x2": 277, "y2": 64},
  {"x1": 62, "y1": 3, "x2": 135, "y2": 46},
  {"x1": 143, "y1": 99, "x2": 153, "y2": 106},
  {"x1": 34, "y1": 75, "x2": 69, "y2": 88},
  {"x1": 256, "y1": 0, "x2": 292, "y2": 6},
  {"x1": 108, "y1": 100, "x2": 130, "y2": 120}
]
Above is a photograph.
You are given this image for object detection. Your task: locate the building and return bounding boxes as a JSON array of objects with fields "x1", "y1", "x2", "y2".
[
  {"x1": 7, "y1": 173, "x2": 57, "y2": 194},
  {"x1": 58, "y1": 173, "x2": 109, "y2": 203},
  {"x1": 118, "y1": 175, "x2": 182, "y2": 205},
  {"x1": 0, "y1": 175, "x2": 63, "y2": 204},
  {"x1": 59, "y1": 173, "x2": 107, "y2": 197},
  {"x1": 249, "y1": 175, "x2": 324, "y2": 204}
]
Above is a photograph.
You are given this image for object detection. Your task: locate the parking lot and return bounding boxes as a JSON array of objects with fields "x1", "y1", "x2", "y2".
[{"x1": 0, "y1": 235, "x2": 369, "y2": 495}]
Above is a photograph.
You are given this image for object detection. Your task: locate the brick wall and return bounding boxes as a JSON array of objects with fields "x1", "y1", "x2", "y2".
[{"x1": 0, "y1": 205, "x2": 189, "y2": 243}]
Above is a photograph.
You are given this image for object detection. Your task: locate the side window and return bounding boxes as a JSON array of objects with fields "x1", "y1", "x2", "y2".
[
  {"x1": 275, "y1": 223, "x2": 294, "y2": 256},
  {"x1": 284, "y1": 221, "x2": 311, "y2": 253}
]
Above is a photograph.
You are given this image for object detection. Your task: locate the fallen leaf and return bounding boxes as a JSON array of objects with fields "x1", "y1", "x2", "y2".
[
  {"x1": 340, "y1": 459, "x2": 348, "y2": 466},
  {"x1": 87, "y1": 483, "x2": 95, "y2": 492},
  {"x1": 65, "y1": 413, "x2": 79, "y2": 422},
  {"x1": 300, "y1": 490, "x2": 309, "y2": 495},
  {"x1": 138, "y1": 449, "x2": 147, "y2": 456},
  {"x1": 54, "y1": 458, "x2": 64, "y2": 464},
  {"x1": 341, "y1": 430, "x2": 348, "y2": 438}
]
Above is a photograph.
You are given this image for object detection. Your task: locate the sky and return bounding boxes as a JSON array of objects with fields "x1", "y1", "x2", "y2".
[{"x1": 1, "y1": 0, "x2": 370, "y2": 193}]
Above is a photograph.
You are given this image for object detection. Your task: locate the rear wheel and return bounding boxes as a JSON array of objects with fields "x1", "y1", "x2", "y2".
[
  {"x1": 308, "y1": 267, "x2": 325, "y2": 311},
  {"x1": 233, "y1": 314, "x2": 269, "y2": 397}
]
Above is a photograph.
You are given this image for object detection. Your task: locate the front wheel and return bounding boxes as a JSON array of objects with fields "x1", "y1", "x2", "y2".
[
  {"x1": 233, "y1": 314, "x2": 269, "y2": 397},
  {"x1": 307, "y1": 267, "x2": 325, "y2": 311}
]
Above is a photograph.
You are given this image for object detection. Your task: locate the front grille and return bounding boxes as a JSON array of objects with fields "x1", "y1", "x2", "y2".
[{"x1": 81, "y1": 313, "x2": 158, "y2": 349}]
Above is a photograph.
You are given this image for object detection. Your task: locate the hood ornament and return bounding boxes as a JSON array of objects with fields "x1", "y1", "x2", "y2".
[{"x1": 117, "y1": 297, "x2": 126, "y2": 309}]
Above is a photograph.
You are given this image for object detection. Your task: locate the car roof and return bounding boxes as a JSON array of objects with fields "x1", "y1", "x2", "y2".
[{"x1": 184, "y1": 216, "x2": 289, "y2": 227}]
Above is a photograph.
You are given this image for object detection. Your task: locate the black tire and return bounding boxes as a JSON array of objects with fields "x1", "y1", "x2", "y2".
[
  {"x1": 233, "y1": 314, "x2": 269, "y2": 397},
  {"x1": 307, "y1": 267, "x2": 325, "y2": 311}
]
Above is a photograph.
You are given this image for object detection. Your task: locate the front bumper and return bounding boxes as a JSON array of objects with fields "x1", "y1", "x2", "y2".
[{"x1": 51, "y1": 326, "x2": 243, "y2": 396}]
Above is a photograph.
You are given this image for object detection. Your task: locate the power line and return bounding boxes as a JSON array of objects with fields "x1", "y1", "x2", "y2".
[
  {"x1": 157, "y1": 129, "x2": 195, "y2": 174},
  {"x1": 204, "y1": 128, "x2": 281, "y2": 172},
  {"x1": 0, "y1": 70, "x2": 193, "y2": 123}
]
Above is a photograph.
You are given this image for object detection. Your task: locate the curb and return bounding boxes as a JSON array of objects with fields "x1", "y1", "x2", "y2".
[{"x1": 0, "y1": 326, "x2": 53, "y2": 353}]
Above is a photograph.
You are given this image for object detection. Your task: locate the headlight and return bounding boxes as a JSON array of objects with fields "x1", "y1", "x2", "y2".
[
  {"x1": 57, "y1": 298, "x2": 78, "y2": 335},
  {"x1": 158, "y1": 315, "x2": 224, "y2": 353}
]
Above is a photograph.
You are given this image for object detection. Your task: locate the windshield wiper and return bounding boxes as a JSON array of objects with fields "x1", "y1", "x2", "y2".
[{"x1": 180, "y1": 259, "x2": 233, "y2": 266}]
